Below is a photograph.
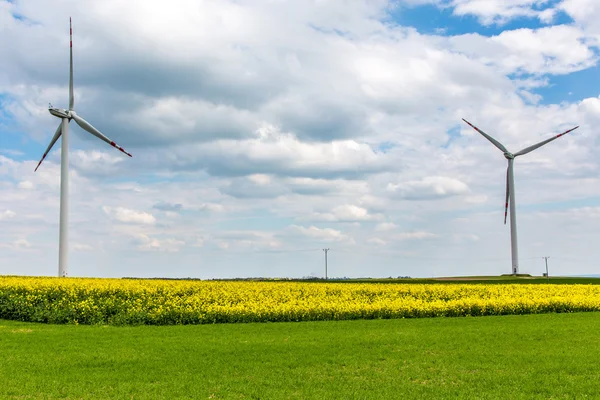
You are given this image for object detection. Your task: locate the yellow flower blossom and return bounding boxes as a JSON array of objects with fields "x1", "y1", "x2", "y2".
[{"x1": 0, "y1": 277, "x2": 598, "y2": 325}]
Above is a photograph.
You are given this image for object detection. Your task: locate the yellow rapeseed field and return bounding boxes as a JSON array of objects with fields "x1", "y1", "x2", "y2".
[{"x1": 0, "y1": 276, "x2": 599, "y2": 325}]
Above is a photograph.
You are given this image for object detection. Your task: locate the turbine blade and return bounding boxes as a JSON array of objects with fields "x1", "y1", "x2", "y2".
[
  {"x1": 35, "y1": 123, "x2": 63, "y2": 171},
  {"x1": 69, "y1": 17, "x2": 74, "y2": 110},
  {"x1": 462, "y1": 118, "x2": 508, "y2": 153},
  {"x1": 504, "y1": 165, "x2": 509, "y2": 225},
  {"x1": 71, "y1": 113, "x2": 132, "y2": 157},
  {"x1": 513, "y1": 126, "x2": 579, "y2": 157}
]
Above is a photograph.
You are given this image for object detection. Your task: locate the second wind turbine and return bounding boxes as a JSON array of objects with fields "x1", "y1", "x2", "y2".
[{"x1": 462, "y1": 118, "x2": 578, "y2": 275}]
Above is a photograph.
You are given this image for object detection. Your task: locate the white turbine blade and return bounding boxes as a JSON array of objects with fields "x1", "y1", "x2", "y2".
[
  {"x1": 462, "y1": 118, "x2": 508, "y2": 153},
  {"x1": 69, "y1": 17, "x2": 74, "y2": 110},
  {"x1": 71, "y1": 113, "x2": 132, "y2": 157},
  {"x1": 35, "y1": 123, "x2": 63, "y2": 171},
  {"x1": 504, "y1": 165, "x2": 509, "y2": 225},
  {"x1": 513, "y1": 126, "x2": 579, "y2": 157}
]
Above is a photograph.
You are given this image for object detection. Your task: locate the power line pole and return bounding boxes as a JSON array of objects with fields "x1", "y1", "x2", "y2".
[
  {"x1": 543, "y1": 256, "x2": 550, "y2": 282},
  {"x1": 323, "y1": 248, "x2": 329, "y2": 280}
]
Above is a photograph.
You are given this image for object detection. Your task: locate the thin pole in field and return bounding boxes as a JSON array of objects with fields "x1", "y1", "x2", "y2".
[
  {"x1": 543, "y1": 256, "x2": 550, "y2": 282},
  {"x1": 323, "y1": 248, "x2": 329, "y2": 280}
]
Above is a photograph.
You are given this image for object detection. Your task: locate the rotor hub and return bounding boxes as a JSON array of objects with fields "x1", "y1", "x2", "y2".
[{"x1": 503, "y1": 152, "x2": 515, "y2": 160}]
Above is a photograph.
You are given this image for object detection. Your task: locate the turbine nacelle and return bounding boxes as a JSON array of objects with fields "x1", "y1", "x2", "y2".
[
  {"x1": 503, "y1": 152, "x2": 515, "y2": 160},
  {"x1": 49, "y1": 107, "x2": 71, "y2": 119}
]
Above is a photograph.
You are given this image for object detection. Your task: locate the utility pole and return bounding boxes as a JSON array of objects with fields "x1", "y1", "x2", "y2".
[
  {"x1": 323, "y1": 248, "x2": 329, "y2": 280},
  {"x1": 543, "y1": 256, "x2": 550, "y2": 282}
]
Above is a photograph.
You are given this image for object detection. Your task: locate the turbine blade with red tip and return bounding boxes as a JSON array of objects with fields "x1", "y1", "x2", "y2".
[
  {"x1": 69, "y1": 17, "x2": 74, "y2": 111},
  {"x1": 35, "y1": 123, "x2": 63, "y2": 171},
  {"x1": 513, "y1": 126, "x2": 578, "y2": 157},
  {"x1": 462, "y1": 118, "x2": 509, "y2": 154},
  {"x1": 504, "y1": 165, "x2": 509, "y2": 225},
  {"x1": 71, "y1": 113, "x2": 132, "y2": 157}
]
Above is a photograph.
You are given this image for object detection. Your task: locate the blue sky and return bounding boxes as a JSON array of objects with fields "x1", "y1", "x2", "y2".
[
  {"x1": 1, "y1": 0, "x2": 600, "y2": 279},
  {"x1": 392, "y1": 1, "x2": 571, "y2": 36}
]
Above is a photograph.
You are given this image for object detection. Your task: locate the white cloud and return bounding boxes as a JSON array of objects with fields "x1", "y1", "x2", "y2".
[
  {"x1": 169, "y1": 124, "x2": 389, "y2": 179},
  {"x1": 448, "y1": 25, "x2": 597, "y2": 77},
  {"x1": 387, "y1": 176, "x2": 470, "y2": 200},
  {"x1": 310, "y1": 205, "x2": 384, "y2": 222},
  {"x1": 18, "y1": 181, "x2": 34, "y2": 189},
  {"x1": 102, "y1": 206, "x2": 156, "y2": 225},
  {"x1": 194, "y1": 203, "x2": 225, "y2": 213},
  {"x1": 70, "y1": 150, "x2": 128, "y2": 177},
  {"x1": 132, "y1": 233, "x2": 185, "y2": 253},
  {"x1": 375, "y1": 222, "x2": 398, "y2": 231},
  {"x1": 367, "y1": 237, "x2": 387, "y2": 246},
  {"x1": 395, "y1": 231, "x2": 439, "y2": 240},
  {"x1": 73, "y1": 243, "x2": 94, "y2": 252},
  {"x1": 0, "y1": 238, "x2": 32, "y2": 250},
  {"x1": 0, "y1": 210, "x2": 16, "y2": 220},
  {"x1": 447, "y1": 0, "x2": 555, "y2": 25},
  {"x1": 560, "y1": 0, "x2": 600, "y2": 37},
  {"x1": 286, "y1": 225, "x2": 352, "y2": 243}
]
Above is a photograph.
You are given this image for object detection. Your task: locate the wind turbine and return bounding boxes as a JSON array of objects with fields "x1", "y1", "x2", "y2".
[
  {"x1": 462, "y1": 118, "x2": 578, "y2": 275},
  {"x1": 35, "y1": 19, "x2": 132, "y2": 277}
]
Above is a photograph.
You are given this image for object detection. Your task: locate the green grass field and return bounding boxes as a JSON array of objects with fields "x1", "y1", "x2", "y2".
[{"x1": 2, "y1": 312, "x2": 600, "y2": 399}]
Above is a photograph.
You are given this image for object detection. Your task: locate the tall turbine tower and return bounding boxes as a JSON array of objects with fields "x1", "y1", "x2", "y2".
[
  {"x1": 35, "y1": 19, "x2": 132, "y2": 277},
  {"x1": 462, "y1": 119, "x2": 578, "y2": 275}
]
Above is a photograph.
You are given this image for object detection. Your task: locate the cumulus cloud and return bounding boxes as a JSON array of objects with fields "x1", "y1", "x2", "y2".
[
  {"x1": 69, "y1": 150, "x2": 129, "y2": 178},
  {"x1": 444, "y1": 0, "x2": 556, "y2": 25},
  {"x1": 0, "y1": 238, "x2": 32, "y2": 250},
  {"x1": 554, "y1": 0, "x2": 600, "y2": 42},
  {"x1": 387, "y1": 176, "x2": 470, "y2": 200},
  {"x1": 309, "y1": 205, "x2": 384, "y2": 222},
  {"x1": 0, "y1": 210, "x2": 16, "y2": 220},
  {"x1": 193, "y1": 203, "x2": 225, "y2": 213},
  {"x1": 102, "y1": 206, "x2": 156, "y2": 225},
  {"x1": 375, "y1": 222, "x2": 398, "y2": 231},
  {"x1": 367, "y1": 237, "x2": 387, "y2": 246},
  {"x1": 161, "y1": 124, "x2": 390, "y2": 179},
  {"x1": 17, "y1": 180, "x2": 34, "y2": 189},
  {"x1": 449, "y1": 25, "x2": 597, "y2": 76},
  {"x1": 132, "y1": 233, "x2": 185, "y2": 252},
  {"x1": 285, "y1": 225, "x2": 352, "y2": 243}
]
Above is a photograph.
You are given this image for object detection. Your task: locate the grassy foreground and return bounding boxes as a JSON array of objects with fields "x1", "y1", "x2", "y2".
[{"x1": 2, "y1": 312, "x2": 600, "y2": 399}]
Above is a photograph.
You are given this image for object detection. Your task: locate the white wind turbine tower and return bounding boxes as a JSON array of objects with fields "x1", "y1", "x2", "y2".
[
  {"x1": 35, "y1": 19, "x2": 132, "y2": 277},
  {"x1": 462, "y1": 118, "x2": 578, "y2": 275}
]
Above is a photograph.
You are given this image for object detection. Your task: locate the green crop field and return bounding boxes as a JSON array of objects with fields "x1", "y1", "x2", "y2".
[{"x1": 2, "y1": 312, "x2": 600, "y2": 399}]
